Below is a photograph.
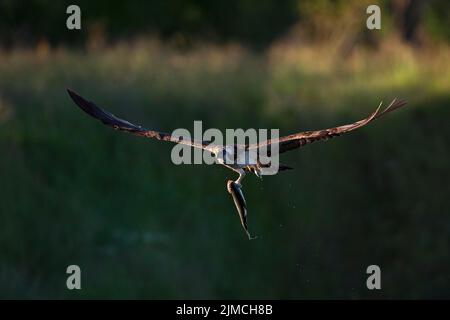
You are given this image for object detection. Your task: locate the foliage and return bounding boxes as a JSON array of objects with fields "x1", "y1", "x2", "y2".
[
  {"x1": 1, "y1": 0, "x2": 449, "y2": 48},
  {"x1": 0, "y1": 39, "x2": 449, "y2": 298}
]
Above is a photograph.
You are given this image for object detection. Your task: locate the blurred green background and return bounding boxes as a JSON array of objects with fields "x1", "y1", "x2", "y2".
[{"x1": 0, "y1": 0, "x2": 449, "y2": 299}]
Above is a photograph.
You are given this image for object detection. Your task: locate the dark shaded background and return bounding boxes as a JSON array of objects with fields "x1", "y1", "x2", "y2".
[
  {"x1": 1, "y1": 0, "x2": 449, "y2": 48},
  {"x1": 0, "y1": 0, "x2": 449, "y2": 299}
]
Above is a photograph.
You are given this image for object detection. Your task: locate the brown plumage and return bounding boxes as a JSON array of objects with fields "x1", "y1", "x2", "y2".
[
  {"x1": 249, "y1": 99, "x2": 407, "y2": 155},
  {"x1": 68, "y1": 88, "x2": 406, "y2": 239},
  {"x1": 67, "y1": 89, "x2": 210, "y2": 150}
]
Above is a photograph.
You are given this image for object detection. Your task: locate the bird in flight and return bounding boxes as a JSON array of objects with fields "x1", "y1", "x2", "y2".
[{"x1": 67, "y1": 89, "x2": 406, "y2": 239}]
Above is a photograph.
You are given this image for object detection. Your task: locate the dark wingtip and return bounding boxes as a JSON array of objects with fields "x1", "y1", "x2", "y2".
[
  {"x1": 67, "y1": 88, "x2": 80, "y2": 100},
  {"x1": 66, "y1": 88, "x2": 85, "y2": 107},
  {"x1": 66, "y1": 88, "x2": 103, "y2": 120},
  {"x1": 66, "y1": 88, "x2": 146, "y2": 133}
]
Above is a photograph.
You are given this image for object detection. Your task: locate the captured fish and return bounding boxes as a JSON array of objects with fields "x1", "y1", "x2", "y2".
[{"x1": 227, "y1": 180, "x2": 256, "y2": 240}]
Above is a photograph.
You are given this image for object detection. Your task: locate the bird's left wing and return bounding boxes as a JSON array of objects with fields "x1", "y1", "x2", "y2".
[
  {"x1": 249, "y1": 98, "x2": 407, "y2": 154},
  {"x1": 67, "y1": 89, "x2": 218, "y2": 152},
  {"x1": 227, "y1": 180, "x2": 256, "y2": 240}
]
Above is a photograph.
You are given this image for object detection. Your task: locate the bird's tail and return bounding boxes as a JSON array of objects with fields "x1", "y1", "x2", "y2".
[{"x1": 279, "y1": 164, "x2": 293, "y2": 172}]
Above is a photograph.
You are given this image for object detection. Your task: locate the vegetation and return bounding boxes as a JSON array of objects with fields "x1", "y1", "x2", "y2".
[
  {"x1": 0, "y1": 36, "x2": 449, "y2": 298},
  {"x1": 1, "y1": 0, "x2": 450, "y2": 48}
]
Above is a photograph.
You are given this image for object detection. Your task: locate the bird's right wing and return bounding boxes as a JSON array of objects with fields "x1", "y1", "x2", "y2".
[
  {"x1": 227, "y1": 181, "x2": 256, "y2": 240},
  {"x1": 67, "y1": 89, "x2": 218, "y2": 152}
]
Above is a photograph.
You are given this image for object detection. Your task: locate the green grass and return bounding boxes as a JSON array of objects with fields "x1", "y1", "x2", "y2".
[{"x1": 0, "y1": 39, "x2": 449, "y2": 299}]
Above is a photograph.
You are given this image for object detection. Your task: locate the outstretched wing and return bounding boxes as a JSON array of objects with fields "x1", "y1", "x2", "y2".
[
  {"x1": 250, "y1": 99, "x2": 407, "y2": 154},
  {"x1": 227, "y1": 180, "x2": 256, "y2": 240},
  {"x1": 67, "y1": 89, "x2": 217, "y2": 152}
]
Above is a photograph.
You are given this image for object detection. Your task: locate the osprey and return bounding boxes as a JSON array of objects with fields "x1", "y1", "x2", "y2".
[{"x1": 67, "y1": 89, "x2": 406, "y2": 239}]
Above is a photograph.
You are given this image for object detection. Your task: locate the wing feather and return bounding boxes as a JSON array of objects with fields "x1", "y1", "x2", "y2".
[
  {"x1": 251, "y1": 99, "x2": 407, "y2": 154},
  {"x1": 67, "y1": 89, "x2": 214, "y2": 151}
]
